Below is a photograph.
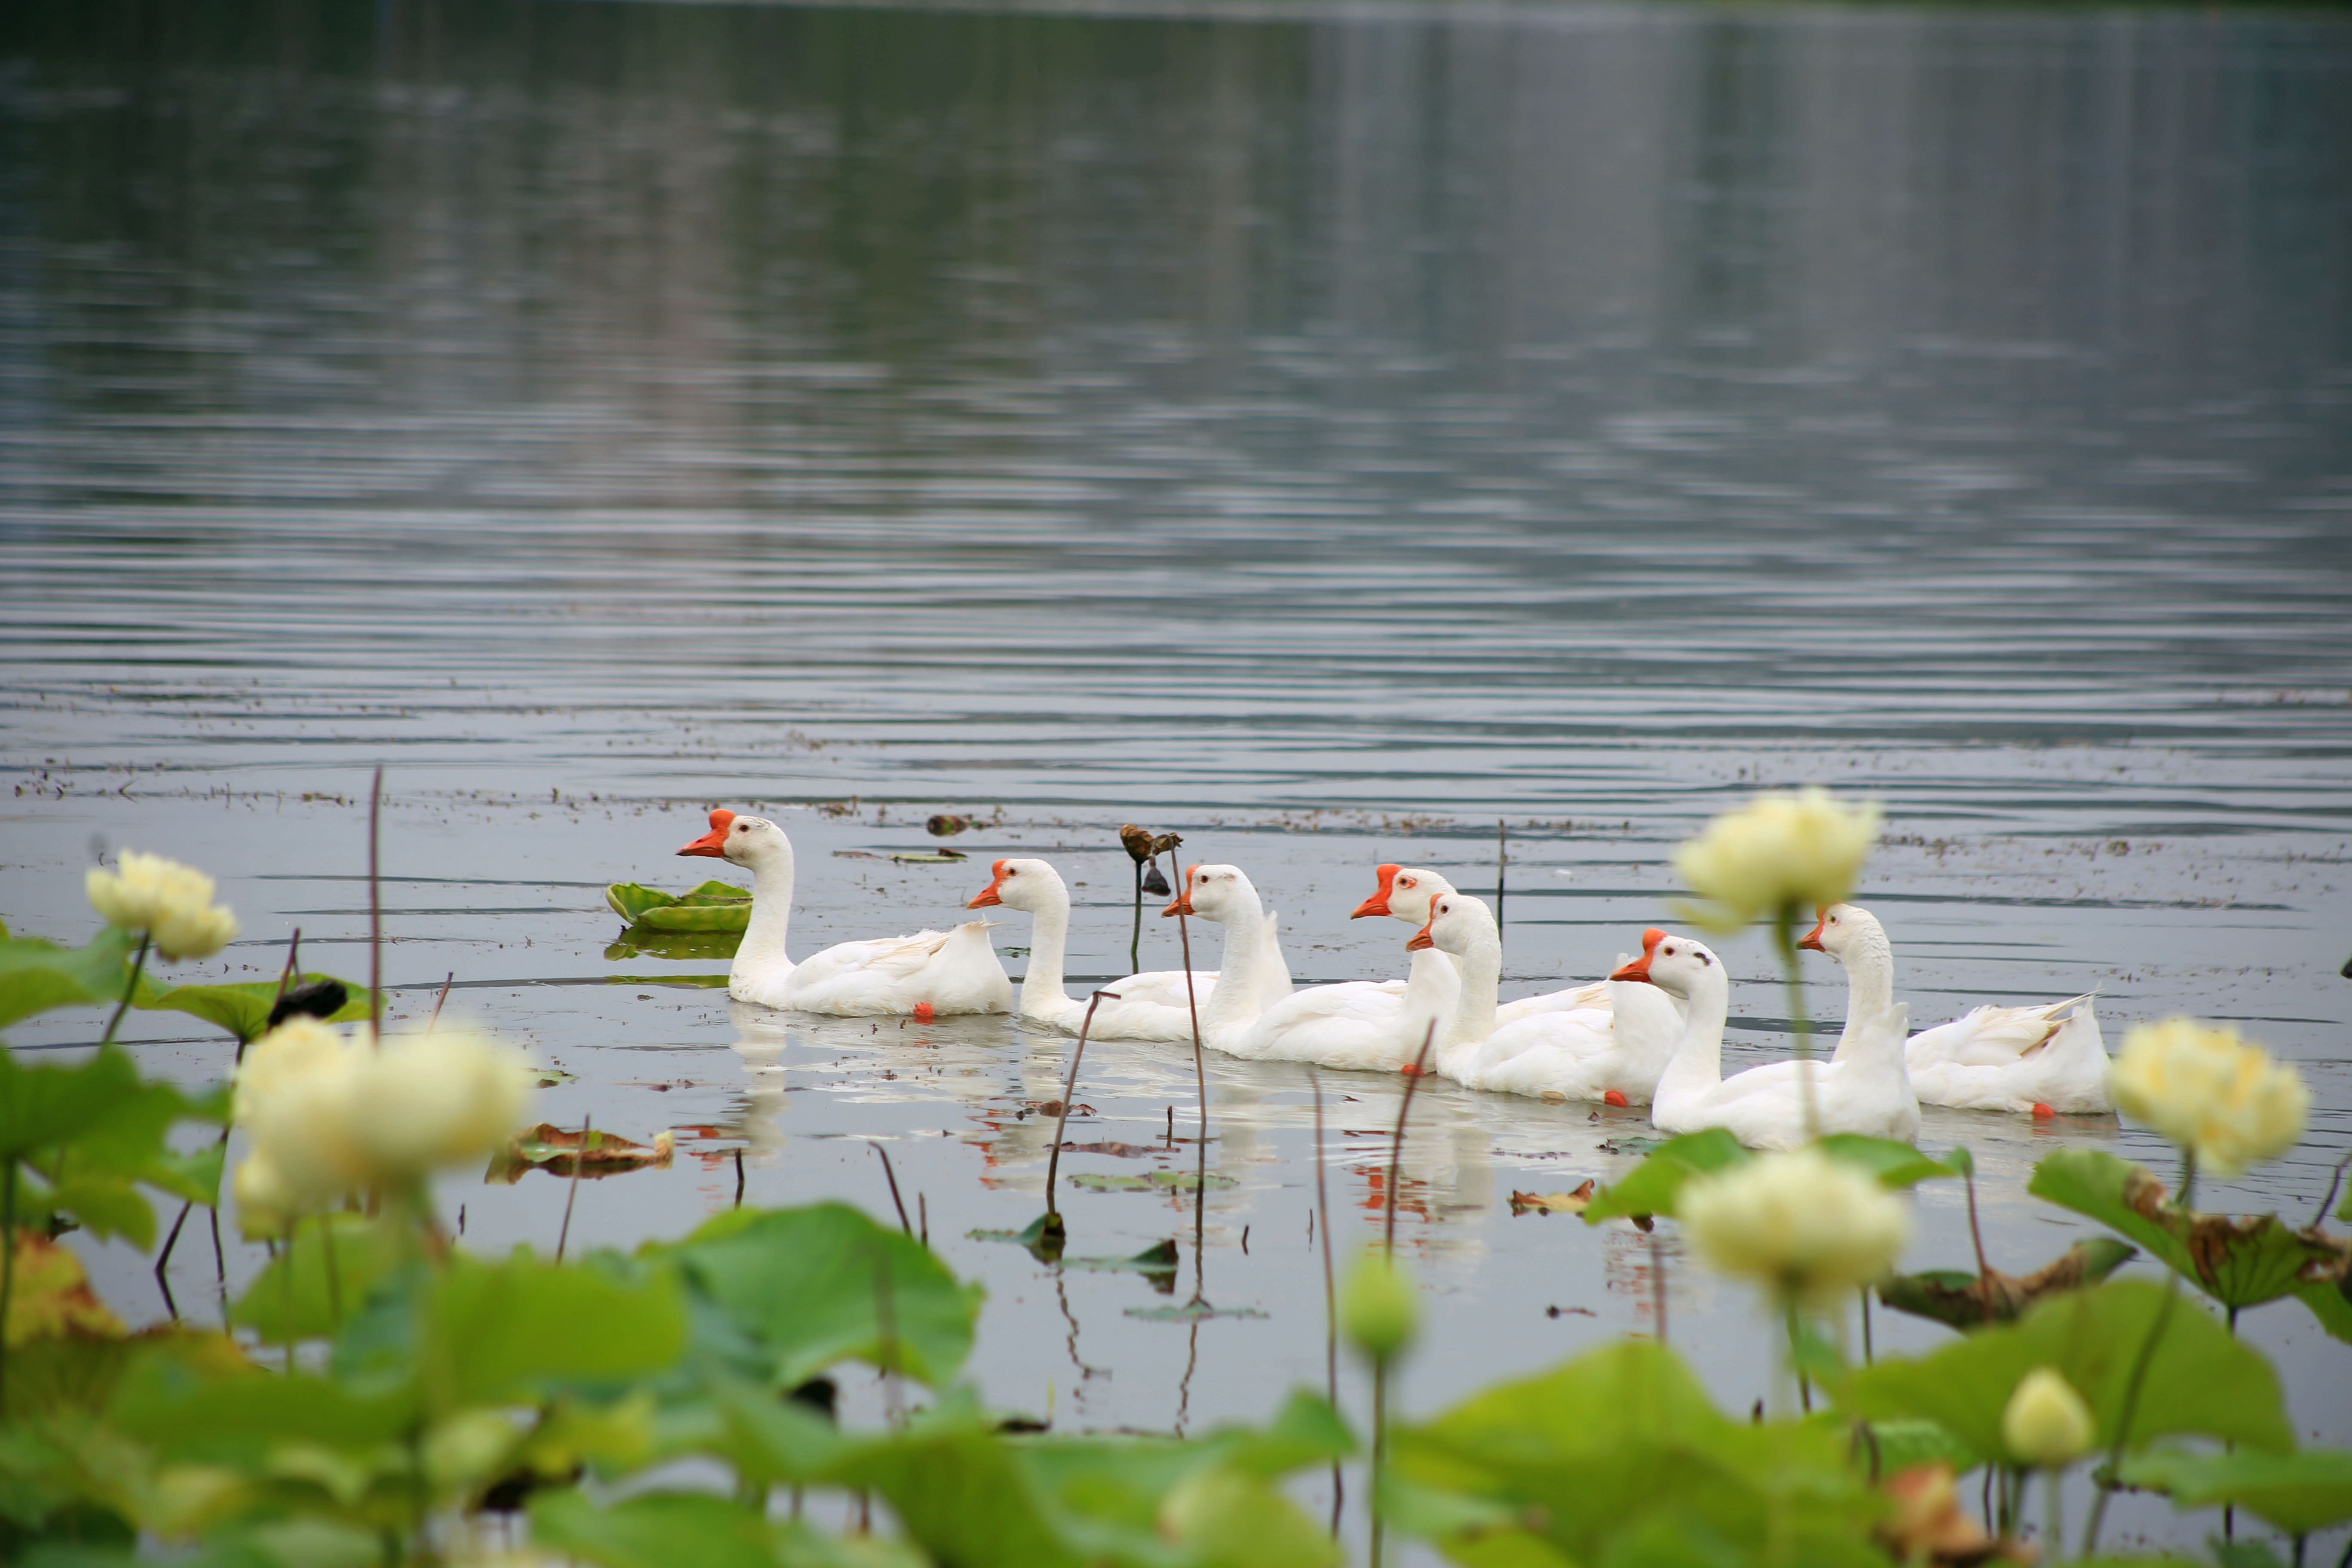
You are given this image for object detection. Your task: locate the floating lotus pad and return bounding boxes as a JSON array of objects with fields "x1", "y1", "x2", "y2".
[{"x1": 606, "y1": 880, "x2": 753, "y2": 932}]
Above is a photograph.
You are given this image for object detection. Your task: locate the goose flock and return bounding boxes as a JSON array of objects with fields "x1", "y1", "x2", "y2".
[{"x1": 675, "y1": 808, "x2": 2111, "y2": 1151}]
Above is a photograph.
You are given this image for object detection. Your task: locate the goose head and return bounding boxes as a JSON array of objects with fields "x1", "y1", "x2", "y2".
[
  {"x1": 1609, "y1": 929, "x2": 1724, "y2": 999},
  {"x1": 1352, "y1": 864, "x2": 1455, "y2": 927},
  {"x1": 1798, "y1": 902, "x2": 1892, "y2": 968},
  {"x1": 967, "y1": 857, "x2": 1065, "y2": 913},
  {"x1": 1409, "y1": 891, "x2": 1495, "y2": 956},
  {"x1": 677, "y1": 808, "x2": 789, "y2": 870},
  {"x1": 1161, "y1": 864, "x2": 1259, "y2": 925}
]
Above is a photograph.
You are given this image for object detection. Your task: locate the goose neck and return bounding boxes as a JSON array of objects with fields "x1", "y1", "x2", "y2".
[
  {"x1": 1020, "y1": 888, "x2": 1073, "y2": 1017},
  {"x1": 1654, "y1": 972, "x2": 1730, "y2": 1104},
  {"x1": 735, "y1": 848, "x2": 796, "y2": 979},
  {"x1": 1833, "y1": 929, "x2": 1896, "y2": 1062},
  {"x1": 1439, "y1": 931, "x2": 1500, "y2": 1050},
  {"x1": 1197, "y1": 901, "x2": 1265, "y2": 1034}
]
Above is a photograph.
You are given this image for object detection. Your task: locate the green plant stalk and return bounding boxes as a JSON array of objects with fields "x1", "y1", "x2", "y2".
[
  {"x1": 2045, "y1": 1467, "x2": 2066, "y2": 1565},
  {"x1": 1311, "y1": 1070, "x2": 1342, "y2": 1536},
  {"x1": 1369, "y1": 1353, "x2": 1390, "y2": 1568},
  {"x1": 2079, "y1": 1271, "x2": 2184, "y2": 1557},
  {"x1": 321, "y1": 1215, "x2": 343, "y2": 1329},
  {"x1": 0, "y1": 1161, "x2": 15, "y2": 1414},
  {"x1": 1784, "y1": 1298, "x2": 1813, "y2": 1414},
  {"x1": 99, "y1": 932, "x2": 152, "y2": 1047},
  {"x1": 1770, "y1": 906, "x2": 1819, "y2": 1142},
  {"x1": 281, "y1": 1224, "x2": 296, "y2": 1374}
]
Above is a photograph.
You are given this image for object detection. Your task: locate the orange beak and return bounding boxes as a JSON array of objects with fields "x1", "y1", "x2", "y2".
[
  {"x1": 1797, "y1": 906, "x2": 1829, "y2": 952},
  {"x1": 1351, "y1": 864, "x2": 1401, "y2": 920},
  {"x1": 677, "y1": 808, "x2": 736, "y2": 858},
  {"x1": 1406, "y1": 916, "x2": 1435, "y2": 952},
  {"x1": 966, "y1": 859, "x2": 1009, "y2": 910},
  {"x1": 1609, "y1": 928, "x2": 1669, "y2": 983},
  {"x1": 1161, "y1": 866, "x2": 1194, "y2": 918}
]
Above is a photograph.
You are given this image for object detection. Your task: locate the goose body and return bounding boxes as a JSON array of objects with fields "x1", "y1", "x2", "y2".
[
  {"x1": 1234, "y1": 946, "x2": 1456, "y2": 1072},
  {"x1": 1802, "y1": 903, "x2": 2110, "y2": 1114},
  {"x1": 678, "y1": 810, "x2": 1011, "y2": 1017},
  {"x1": 1355, "y1": 865, "x2": 1672, "y2": 1029},
  {"x1": 1411, "y1": 897, "x2": 1681, "y2": 1104},
  {"x1": 965, "y1": 857, "x2": 1289, "y2": 1040},
  {"x1": 1627, "y1": 932, "x2": 1919, "y2": 1151}
]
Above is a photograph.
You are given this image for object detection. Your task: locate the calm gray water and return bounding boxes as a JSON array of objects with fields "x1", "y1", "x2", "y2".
[{"x1": 3, "y1": 0, "x2": 2350, "y2": 1555}]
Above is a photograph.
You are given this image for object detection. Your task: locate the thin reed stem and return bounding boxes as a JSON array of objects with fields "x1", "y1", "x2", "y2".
[
  {"x1": 555, "y1": 1117, "x2": 590, "y2": 1263},
  {"x1": 873, "y1": 1143, "x2": 912, "y2": 1237},
  {"x1": 1384, "y1": 1026, "x2": 1435, "y2": 1256},
  {"x1": 1129, "y1": 860, "x2": 1144, "y2": 976},
  {"x1": 1044, "y1": 991, "x2": 1116, "y2": 1219}
]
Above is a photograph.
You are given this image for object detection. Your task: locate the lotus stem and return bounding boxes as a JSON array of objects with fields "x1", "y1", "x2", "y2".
[
  {"x1": 1785, "y1": 1298, "x2": 1813, "y2": 1414},
  {"x1": 1771, "y1": 906, "x2": 1819, "y2": 1142},
  {"x1": 1311, "y1": 1069, "x2": 1344, "y2": 1535},
  {"x1": 1369, "y1": 1355, "x2": 1390, "y2": 1568},
  {"x1": 2313, "y1": 1152, "x2": 2352, "y2": 1229},
  {"x1": 1166, "y1": 852, "x2": 1206, "y2": 1142},
  {"x1": 2045, "y1": 1467, "x2": 2066, "y2": 1564},
  {"x1": 367, "y1": 765, "x2": 383, "y2": 1045},
  {"x1": 1964, "y1": 1163, "x2": 1994, "y2": 1327},
  {"x1": 1130, "y1": 860, "x2": 1144, "y2": 975},
  {"x1": 1494, "y1": 819, "x2": 1507, "y2": 963},
  {"x1": 429, "y1": 972, "x2": 453, "y2": 1026},
  {"x1": 1858, "y1": 1284, "x2": 1871, "y2": 1363},
  {"x1": 1384, "y1": 1026, "x2": 1436, "y2": 1257},
  {"x1": 282, "y1": 1224, "x2": 296, "y2": 1373},
  {"x1": 2177, "y1": 1150, "x2": 2198, "y2": 1210},
  {"x1": 100, "y1": 933, "x2": 150, "y2": 1047},
  {"x1": 1653, "y1": 1231, "x2": 1669, "y2": 1345},
  {"x1": 0, "y1": 1161, "x2": 16, "y2": 1412},
  {"x1": 2079, "y1": 1272, "x2": 2183, "y2": 1557},
  {"x1": 322, "y1": 1215, "x2": 343, "y2": 1328},
  {"x1": 156, "y1": 1200, "x2": 193, "y2": 1320},
  {"x1": 873, "y1": 1246, "x2": 904, "y2": 1428}
]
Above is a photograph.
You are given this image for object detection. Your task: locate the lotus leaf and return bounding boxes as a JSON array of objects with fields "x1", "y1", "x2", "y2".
[
  {"x1": 0, "y1": 930, "x2": 138, "y2": 1032},
  {"x1": 654, "y1": 1203, "x2": 982, "y2": 1391},
  {"x1": 1876, "y1": 1238, "x2": 2139, "y2": 1332},
  {"x1": 2119, "y1": 1447, "x2": 2352, "y2": 1538},
  {"x1": 2030, "y1": 1148, "x2": 2343, "y2": 1311},
  {"x1": 1842, "y1": 1279, "x2": 2293, "y2": 1465},
  {"x1": 138, "y1": 974, "x2": 374, "y2": 1044}
]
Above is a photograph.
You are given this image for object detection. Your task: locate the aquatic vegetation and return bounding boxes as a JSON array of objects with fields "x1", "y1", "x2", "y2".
[
  {"x1": 1, "y1": 867, "x2": 2344, "y2": 1568},
  {"x1": 2108, "y1": 1019, "x2": 2311, "y2": 1179}
]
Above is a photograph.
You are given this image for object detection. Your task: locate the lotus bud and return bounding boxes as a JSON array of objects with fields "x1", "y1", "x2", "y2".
[
  {"x1": 1679, "y1": 1147, "x2": 1911, "y2": 1310},
  {"x1": 1672, "y1": 788, "x2": 1880, "y2": 931},
  {"x1": 2002, "y1": 1367, "x2": 2095, "y2": 1467},
  {"x1": 230, "y1": 1148, "x2": 302, "y2": 1240},
  {"x1": 2109, "y1": 1018, "x2": 2309, "y2": 1177},
  {"x1": 1340, "y1": 1248, "x2": 1419, "y2": 1363}
]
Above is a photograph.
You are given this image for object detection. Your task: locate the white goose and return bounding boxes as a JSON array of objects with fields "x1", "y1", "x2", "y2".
[
  {"x1": 1801, "y1": 903, "x2": 2109, "y2": 1115},
  {"x1": 965, "y1": 857, "x2": 1289, "y2": 1040},
  {"x1": 1625, "y1": 931, "x2": 1919, "y2": 1151},
  {"x1": 1352, "y1": 864, "x2": 1671, "y2": 1029},
  {"x1": 678, "y1": 810, "x2": 1010, "y2": 1017},
  {"x1": 1236, "y1": 920, "x2": 1456, "y2": 1073},
  {"x1": 1157, "y1": 864, "x2": 1286, "y2": 1054},
  {"x1": 1413, "y1": 897, "x2": 1681, "y2": 1103}
]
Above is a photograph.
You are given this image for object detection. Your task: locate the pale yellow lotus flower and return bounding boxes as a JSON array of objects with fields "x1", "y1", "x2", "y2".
[
  {"x1": 346, "y1": 1025, "x2": 533, "y2": 1182},
  {"x1": 85, "y1": 849, "x2": 239, "y2": 960},
  {"x1": 2109, "y1": 1018, "x2": 2309, "y2": 1177},
  {"x1": 234, "y1": 1017, "x2": 351, "y2": 1125},
  {"x1": 238, "y1": 1032, "x2": 372, "y2": 1210},
  {"x1": 1679, "y1": 1146, "x2": 1911, "y2": 1310},
  {"x1": 2002, "y1": 1367, "x2": 2095, "y2": 1467},
  {"x1": 1672, "y1": 789, "x2": 1881, "y2": 931}
]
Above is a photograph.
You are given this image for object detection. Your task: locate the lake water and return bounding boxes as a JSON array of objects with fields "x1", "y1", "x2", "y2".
[{"x1": 3, "y1": 0, "x2": 2349, "y2": 1555}]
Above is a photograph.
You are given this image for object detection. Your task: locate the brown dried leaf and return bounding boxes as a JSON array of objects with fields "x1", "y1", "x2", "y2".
[
  {"x1": 488, "y1": 1123, "x2": 675, "y2": 1183},
  {"x1": 1508, "y1": 1180, "x2": 1596, "y2": 1217},
  {"x1": 1879, "y1": 1464, "x2": 2036, "y2": 1565}
]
